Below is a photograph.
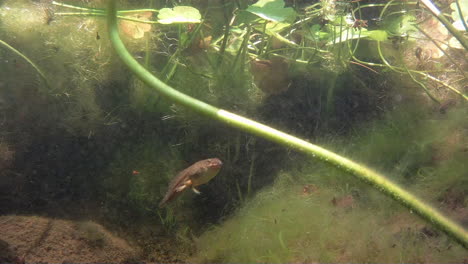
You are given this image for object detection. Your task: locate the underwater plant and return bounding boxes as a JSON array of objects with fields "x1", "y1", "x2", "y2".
[
  {"x1": 102, "y1": 0, "x2": 467, "y2": 248},
  {"x1": 0, "y1": 40, "x2": 50, "y2": 89},
  {"x1": 1, "y1": 1, "x2": 466, "y2": 260}
]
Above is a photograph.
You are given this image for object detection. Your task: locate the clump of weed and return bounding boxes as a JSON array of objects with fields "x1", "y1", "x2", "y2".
[{"x1": 77, "y1": 221, "x2": 107, "y2": 248}]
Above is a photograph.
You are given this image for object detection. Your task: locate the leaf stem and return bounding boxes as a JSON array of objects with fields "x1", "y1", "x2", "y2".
[{"x1": 107, "y1": 0, "x2": 468, "y2": 248}]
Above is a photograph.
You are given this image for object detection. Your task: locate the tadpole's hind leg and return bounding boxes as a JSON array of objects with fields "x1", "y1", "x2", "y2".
[
  {"x1": 192, "y1": 187, "x2": 201, "y2": 194},
  {"x1": 175, "y1": 179, "x2": 193, "y2": 192},
  {"x1": 175, "y1": 184, "x2": 188, "y2": 192}
]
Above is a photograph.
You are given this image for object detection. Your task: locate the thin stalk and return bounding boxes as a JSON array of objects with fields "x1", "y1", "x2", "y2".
[
  {"x1": 325, "y1": 73, "x2": 338, "y2": 117},
  {"x1": 420, "y1": 0, "x2": 468, "y2": 50},
  {"x1": 144, "y1": 32, "x2": 151, "y2": 69},
  {"x1": 375, "y1": 42, "x2": 468, "y2": 101},
  {"x1": 55, "y1": 12, "x2": 104, "y2": 16},
  {"x1": 349, "y1": 2, "x2": 363, "y2": 57},
  {"x1": 376, "y1": 41, "x2": 406, "y2": 74},
  {"x1": 217, "y1": 0, "x2": 234, "y2": 67},
  {"x1": 117, "y1": 9, "x2": 159, "y2": 14},
  {"x1": 108, "y1": 0, "x2": 468, "y2": 248},
  {"x1": 232, "y1": 25, "x2": 251, "y2": 71},
  {"x1": 378, "y1": 0, "x2": 400, "y2": 20},
  {"x1": 234, "y1": 0, "x2": 242, "y2": 9},
  {"x1": 257, "y1": 22, "x2": 268, "y2": 56},
  {"x1": 55, "y1": 12, "x2": 159, "y2": 24},
  {"x1": 454, "y1": 0, "x2": 468, "y2": 32},
  {"x1": 414, "y1": 24, "x2": 466, "y2": 78},
  {"x1": 353, "y1": 2, "x2": 419, "y2": 15},
  {"x1": 404, "y1": 65, "x2": 441, "y2": 104},
  {"x1": 421, "y1": 72, "x2": 468, "y2": 101},
  {"x1": 0, "y1": 39, "x2": 50, "y2": 90},
  {"x1": 236, "y1": 180, "x2": 243, "y2": 204},
  {"x1": 53, "y1": 0, "x2": 157, "y2": 14},
  {"x1": 352, "y1": 54, "x2": 468, "y2": 101},
  {"x1": 52, "y1": 1, "x2": 104, "y2": 12},
  {"x1": 247, "y1": 152, "x2": 256, "y2": 197},
  {"x1": 239, "y1": 26, "x2": 251, "y2": 75},
  {"x1": 304, "y1": 2, "x2": 322, "y2": 12},
  {"x1": 161, "y1": 49, "x2": 181, "y2": 82}
]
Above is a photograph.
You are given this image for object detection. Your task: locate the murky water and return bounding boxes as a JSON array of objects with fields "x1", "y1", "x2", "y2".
[{"x1": 0, "y1": 0, "x2": 466, "y2": 262}]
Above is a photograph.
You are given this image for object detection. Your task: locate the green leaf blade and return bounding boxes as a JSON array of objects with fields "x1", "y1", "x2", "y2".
[
  {"x1": 157, "y1": 6, "x2": 201, "y2": 24},
  {"x1": 246, "y1": 0, "x2": 297, "y2": 23}
]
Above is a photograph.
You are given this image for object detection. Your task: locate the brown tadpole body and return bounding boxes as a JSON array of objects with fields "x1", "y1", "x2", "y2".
[{"x1": 159, "y1": 158, "x2": 223, "y2": 207}]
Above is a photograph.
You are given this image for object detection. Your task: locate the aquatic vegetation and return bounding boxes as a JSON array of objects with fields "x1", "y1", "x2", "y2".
[
  {"x1": 77, "y1": 221, "x2": 107, "y2": 248},
  {"x1": 106, "y1": 0, "x2": 467, "y2": 247},
  {"x1": 0, "y1": 0, "x2": 466, "y2": 262},
  {"x1": 191, "y1": 106, "x2": 468, "y2": 263},
  {"x1": 0, "y1": 40, "x2": 50, "y2": 89}
]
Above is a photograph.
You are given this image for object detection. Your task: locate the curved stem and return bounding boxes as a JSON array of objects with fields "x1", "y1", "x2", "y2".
[
  {"x1": 0, "y1": 39, "x2": 50, "y2": 90},
  {"x1": 107, "y1": 0, "x2": 468, "y2": 248},
  {"x1": 376, "y1": 41, "x2": 441, "y2": 103}
]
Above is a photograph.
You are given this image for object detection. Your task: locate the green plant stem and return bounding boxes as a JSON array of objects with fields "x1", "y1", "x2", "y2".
[
  {"x1": 420, "y1": 72, "x2": 468, "y2": 101},
  {"x1": 247, "y1": 152, "x2": 256, "y2": 197},
  {"x1": 420, "y1": 0, "x2": 468, "y2": 51},
  {"x1": 55, "y1": 12, "x2": 159, "y2": 24},
  {"x1": 376, "y1": 41, "x2": 405, "y2": 74},
  {"x1": 376, "y1": 41, "x2": 440, "y2": 103},
  {"x1": 455, "y1": 0, "x2": 468, "y2": 32},
  {"x1": 217, "y1": 0, "x2": 233, "y2": 67},
  {"x1": 404, "y1": 65, "x2": 441, "y2": 104},
  {"x1": 107, "y1": 0, "x2": 468, "y2": 248},
  {"x1": 353, "y1": 2, "x2": 418, "y2": 16},
  {"x1": 53, "y1": 1, "x2": 158, "y2": 14},
  {"x1": 144, "y1": 32, "x2": 151, "y2": 69},
  {"x1": 52, "y1": 0, "x2": 104, "y2": 12},
  {"x1": 117, "y1": 9, "x2": 160, "y2": 14},
  {"x1": 352, "y1": 54, "x2": 468, "y2": 101},
  {"x1": 0, "y1": 39, "x2": 50, "y2": 90}
]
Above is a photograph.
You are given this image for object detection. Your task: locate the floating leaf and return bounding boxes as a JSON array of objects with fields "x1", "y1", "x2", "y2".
[
  {"x1": 246, "y1": 0, "x2": 297, "y2": 23},
  {"x1": 120, "y1": 12, "x2": 152, "y2": 39},
  {"x1": 157, "y1": 6, "x2": 201, "y2": 24}
]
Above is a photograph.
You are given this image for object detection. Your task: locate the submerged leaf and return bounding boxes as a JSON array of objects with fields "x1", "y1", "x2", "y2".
[
  {"x1": 120, "y1": 12, "x2": 152, "y2": 39},
  {"x1": 157, "y1": 6, "x2": 201, "y2": 24},
  {"x1": 384, "y1": 14, "x2": 417, "y2": 36},
  {"x1": 246, "y1": 0, "x2": 297, "y2": 23},
  {"x1": 367, "y1": 30, "x2": 388, "y2": 41}
]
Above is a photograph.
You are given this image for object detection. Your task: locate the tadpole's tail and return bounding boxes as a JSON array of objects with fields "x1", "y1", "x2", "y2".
[
  {"x1": 159, "y1": 187, "x2": 185, "y2": 208},
  {"x1": 158, "y1": 198, "x2": 168, "y2": 208}
]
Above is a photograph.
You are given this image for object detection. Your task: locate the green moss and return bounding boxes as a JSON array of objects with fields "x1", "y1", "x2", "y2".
[
  {"x1": 191, "y1": 106, "x2": 468, "y2": 263},
  {"x1": 77, "y1": 221, "x2": 107, "y2": 248}
]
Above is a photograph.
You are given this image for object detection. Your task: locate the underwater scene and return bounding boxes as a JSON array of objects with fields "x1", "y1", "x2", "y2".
[{"x1": 0, "y1": 0, "x2": 467, "y2": 263}]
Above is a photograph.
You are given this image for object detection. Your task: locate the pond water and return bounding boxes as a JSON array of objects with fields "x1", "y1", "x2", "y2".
[{"x1": 0, "y1": 0, "x2": 467, "y2": 263}]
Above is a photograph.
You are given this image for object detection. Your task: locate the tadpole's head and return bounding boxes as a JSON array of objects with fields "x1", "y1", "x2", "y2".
[{"x1": 206, "y1": 158, "x2": 223, "y2": 170}]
